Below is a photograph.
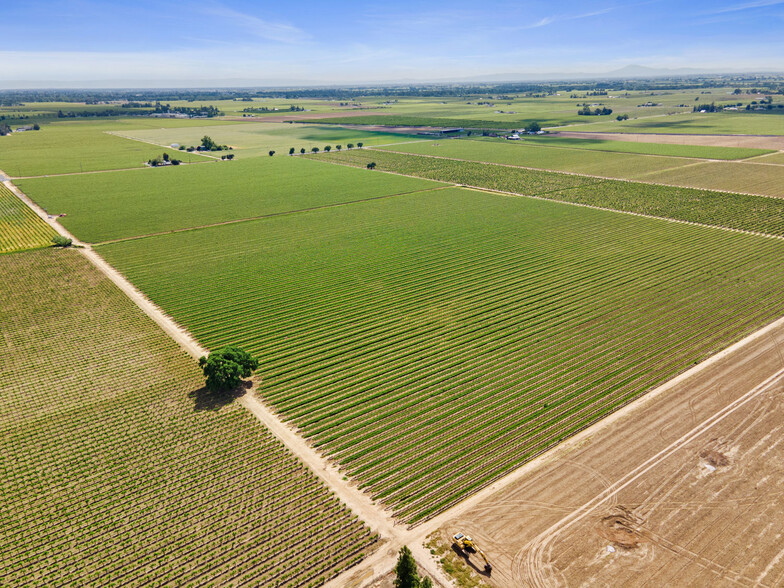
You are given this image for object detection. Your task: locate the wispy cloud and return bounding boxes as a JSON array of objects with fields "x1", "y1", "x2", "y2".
[
  {"x1": 516, "y1": 7, "x2": 614, "y2": 30},
  {"x1": 199, "y1": 2, "x2": 309, "y2": 44},
  {"x1": 707, "y1": 0, "x2": 784, "y2": 13}
]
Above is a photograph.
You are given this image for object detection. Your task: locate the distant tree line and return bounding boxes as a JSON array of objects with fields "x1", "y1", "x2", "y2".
[
  {"x1": 2, "y1": 75, "x2": 784, "y2": 106},
  {"x1": 241, "y1": 105, "x2": 305, "y2": 113},
  {"x1": 578, "y1": 106, "x2": 613, "y2": 116},
  {"x1": 122, "y1": 102, "x2": 222, "y2": 117}
]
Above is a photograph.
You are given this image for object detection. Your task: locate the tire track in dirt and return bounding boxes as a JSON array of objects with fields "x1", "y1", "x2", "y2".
[{"x1": 513, "y1": 366, "x2": 784, "y2": 587}]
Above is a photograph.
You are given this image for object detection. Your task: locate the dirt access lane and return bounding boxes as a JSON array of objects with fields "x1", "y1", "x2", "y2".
[
  {"x1": 1, "y1": 170, "x2": 452, "y2": 588},
  {"x1": 554, "y1": 131, "x2": 784, "y2": 150},
  {"x1": 436, "y1": 315, "x2": 784, "y2": 587}
]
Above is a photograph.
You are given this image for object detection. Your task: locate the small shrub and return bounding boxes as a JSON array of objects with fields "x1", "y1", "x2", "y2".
[{"x1": 51, "y1": 235, "x2": 72, "y2": 248}]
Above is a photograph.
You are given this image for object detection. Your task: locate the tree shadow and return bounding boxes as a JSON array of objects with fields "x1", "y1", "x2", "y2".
[
  {"x1": 189, "y1": 380, "x2": 252, "y2": 412},
  {"x1": 450, "y1": 545, "x2": 492, "y2": 577}
]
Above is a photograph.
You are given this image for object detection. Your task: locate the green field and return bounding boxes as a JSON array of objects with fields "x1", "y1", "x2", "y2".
[
  {"x1": 319, "y1": 149, "x2": 784, "y2": 235},
  {"x1": 559, "y1": 110, "x2": 784, "y2": 135},
  {"x1": 756, "y1": 152, "x2": 784, "y2": 164},
  {"x1": 642, "y1": 160, "x2": 784, "y2": 197},
  {"x1": 0, "y1": 248, "x2": 376, "y2": 586},
  {"x1": 98, "y1": 188, "x2": 784, "y2": 522},
  {"x1": 111, "y1": 122, "x2": 427, "y2": 159},
  {"x1": 0, "y1": 119, "x2": 225, "y2": 177},
  {"x1": 500, "y1": 135, "x2": 773, "y2": 159},
  {"x1": 377, "y1": 139, "x2": 695, "y2": 179},
  {"x1": 0, "y1": 183, "x2": 56, "y2": 253},
  {"x1": 376, "y1": 139, "x2": 784, "y2": 197},
  {"x1": 17, "y1": 156, "x2": 442, "y2": 242}
]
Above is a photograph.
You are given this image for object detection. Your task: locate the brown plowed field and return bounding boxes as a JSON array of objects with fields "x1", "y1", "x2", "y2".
[
  {"x1": 555, "y1": 131, "x2": 784, "y2": 150},
  {"x1": 438, "y1": 317, "x2": 784, "y2": 587}
]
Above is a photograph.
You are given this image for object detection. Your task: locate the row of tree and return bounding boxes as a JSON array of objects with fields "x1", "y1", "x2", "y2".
[
  {"x1": 241, "y1": 105, "x2": 305, "y2": 113},
  {"x1": 578, "y1": 106, "x2": 613, "y2": 116}
]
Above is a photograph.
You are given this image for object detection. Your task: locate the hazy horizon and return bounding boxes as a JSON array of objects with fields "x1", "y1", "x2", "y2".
[{"x1": 4, "y1": 0, "x2": 784, "y2": 88}]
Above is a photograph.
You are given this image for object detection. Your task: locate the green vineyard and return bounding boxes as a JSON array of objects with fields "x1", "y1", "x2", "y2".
[
  {"x1": 99, "y1": 187, "x2": 784, "y2": 522},
  {"x1": 0, "y1": 249, "x2": 376, "y2": 587},
  {"x1": 0, "y1": 183, "x2": 56, "y2": 254},
  {"x1": 319, "y1": 149, "x2": 784, "y2": 236}
]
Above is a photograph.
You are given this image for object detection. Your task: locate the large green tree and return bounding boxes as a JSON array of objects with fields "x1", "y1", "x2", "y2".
[
  {"x1": 394, "y1": 546, "x2": 420, "y2": 588},
  {"x1": 198, "y1": 346, "x2": 259, "y2": 392}
]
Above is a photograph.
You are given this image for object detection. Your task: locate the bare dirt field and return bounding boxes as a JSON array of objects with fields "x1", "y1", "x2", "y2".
[
  {"x1": 437, "y1": 318, "x2": 784, "y2": 587},
  {"x1": 555, "y1": 131, "x2": 784, "y2": 150}
]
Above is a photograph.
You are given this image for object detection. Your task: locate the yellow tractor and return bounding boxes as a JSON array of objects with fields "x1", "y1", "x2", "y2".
[{"x1": 453, "y1": 532, "x2": 492, "y2": 574}]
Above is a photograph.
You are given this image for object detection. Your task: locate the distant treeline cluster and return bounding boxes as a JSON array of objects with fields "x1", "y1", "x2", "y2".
[
  {"x1": 2, "y1": 75, "x2": 783, "y2": 103},
  {"x1": 51, "y1": 102, "x2": 222, "y2": 119},
  {"x1": 578, "y1": 105, "x2": 613, "y2": 116},
  {"x1": 122, "y1": 102, "x2": 222, "y2": 117},
  {"x1": 693, "y1": 97, "x2": 783, "y2": 112},
  {"x1": 241, "y1": 105, "x2": 305, "y2": 113}
]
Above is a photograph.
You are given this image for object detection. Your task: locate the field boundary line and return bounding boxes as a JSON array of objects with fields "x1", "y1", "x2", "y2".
[
  {"x1": 91, "y1": 185, "x2": 450, "y2": 246},
  {"x1": 0, "y1": 169, "x2": 454, "y2": 588},
  {"x1": 104, "y1": 131, "x2": 223, "y2": 160},
  {"x1": 516, "y1": 364, "x2": 784, "y2": 587},
  {"x1": 310, "y1": 155, "x2": 784, "y2": 241},
  {"x1": 452, "y1": 137, "x2": 756, "y2": 163},
  {"x1": 10, "y1": 160, "x2": 213, "y2": 180},
  {"x1": 460, "y1": 185, "x2": 784, "y2": 241},
  {"x1": 372, "y1": 147, "x2": 784, "y2": 200}
]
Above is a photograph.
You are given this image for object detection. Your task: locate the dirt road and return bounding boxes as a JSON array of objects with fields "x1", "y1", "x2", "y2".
[
  {"x1": 9, "y1": 165, "x2": 784, "y2": 588},
  {"x1": 437, "y1": 313, "x2": 784, "y2": 587}
]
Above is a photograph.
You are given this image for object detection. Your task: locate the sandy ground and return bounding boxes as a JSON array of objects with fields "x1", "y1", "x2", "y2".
[
  {"x1": 554, "y1": 131, "x2": 784, "y2": 150},
  {"x1": 437, "y1": 316, "x2": 784, "y2": 587}
]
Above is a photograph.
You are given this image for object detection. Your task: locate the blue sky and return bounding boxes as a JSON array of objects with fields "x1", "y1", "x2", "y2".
[{"x1": 3, "y1": 0, "x2": 784, "y2": 86}]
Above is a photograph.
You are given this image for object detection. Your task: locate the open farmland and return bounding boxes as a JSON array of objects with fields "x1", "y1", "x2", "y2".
[
  {"x1": 0, "y1": 120, "x2": 213, "y2": 177},
  {"x1": 0, "y1": 182, "x2": 56, "y2": 253},
  {"x1": 435, "y1": 310, "x2": 784, "y2": 588},
  {"x1": 641, "y1": 160, "x2": 784, "y2": 197},
  {"x1": 554, "y1": 131, "x2": 784, "y2": 150},
  {"x1": 560, "y1": 110, "x2": 784, "y2": 135},
  {"x1": 0, "y1": 248, "x2": 376, "y2": 587},
  {"x1": 16, "y1": 156, "x2": 442, "y2": 242},
  {"x1": 756, "y1": 151, "x2": 784, "y2": 164},
  {"x1": 378, "y1": 139, "x2": 784, "y2": 197},
  {"x1": 513, "y1": 135, "x2": 774, "y2": 159},
  {"x1": 320, "y1": 149, "x2": 784, "y2": 235},
  {"x1": 111, "y1": 122, "x2": 426, "y2": 159},
  {"x1": 98, "y1": 187, "x2": 784, "y2": 523},
  {"x1": 377, "y1": 139, "x2": 697, "y2": 180}
]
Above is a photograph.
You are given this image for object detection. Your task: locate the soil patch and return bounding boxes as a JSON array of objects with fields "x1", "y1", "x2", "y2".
[
  {"x1": 700, "y1": 449, "x2": 730, "y2": 467},
  {"x1": 596, "y1": 507, "x2": 647, "y2": 549}
]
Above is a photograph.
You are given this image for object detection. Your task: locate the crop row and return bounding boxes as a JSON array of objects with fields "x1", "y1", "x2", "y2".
[
  {"x1": 0, "y1": 249, "x2": 376, "y2": 587},
  {"x1": 98, "y1": 187, "x2": 784, "y2": 523},
  {"x1": 316, "y1": 149, "x2": 784, "y2": 237},
  {"x1": 0, "y1": 183, "x2": 56, "y2": 254}
]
